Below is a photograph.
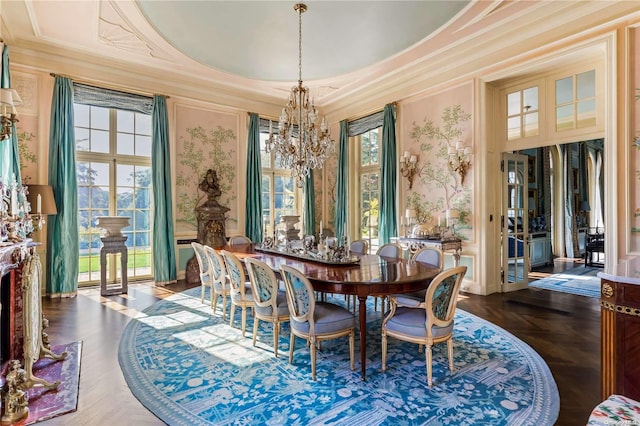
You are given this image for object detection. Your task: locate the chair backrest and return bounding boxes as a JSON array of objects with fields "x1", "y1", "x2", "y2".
[
  {"x1": 228, "y1": 235, "x2": 252, "y2": 245},
  {"x1": 350, "y1": 239, "x2": 369, "y2": 255},
  {"x1": 376, "y1": 243, "x2": 403, "y2": 258},
  {"x1": 424, "y1": 266, "x2": 467, "y2": 332},
  {"x1": 221, "y1": 250, "x2": 247, "y2": 297},
  {"x1": 411, "y1": 247, "x2": 444, "y2": 273},
  {"x1": 245, "y1": 257, "x2": 279, "y2": 309},
  {"x1": 191, "y1": 242, "x2": 210, "y2": 281},
  {"x1": 280, "y1": 265, "x2": 315, "y2": 325},
  {"x1": 203, "y1": 245, "x2": 226, "y2": 287}
]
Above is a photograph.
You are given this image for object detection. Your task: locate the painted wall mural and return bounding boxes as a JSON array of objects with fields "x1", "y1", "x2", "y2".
[
  {"x1": 401, "y1": 84, "x2": 473, "y2": 241},
  {"x1": 174, "y1": 104, "x2": 238, "y2": 234}
]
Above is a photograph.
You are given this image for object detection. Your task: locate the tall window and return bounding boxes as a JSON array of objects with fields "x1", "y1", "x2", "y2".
[
  {"x1": 358, "y1": 128, "x2": 381, "y2": 252},
  {"x1": 260, "y1": 133, "x2": 296, "y2": 237},
  {"x1": 555, "y1": 69, "x2": 596, "y2": 131},
  {"x1": 75, "y1": 105, "x2": 153, "y2": 285},
  {"x1": 507, "y1": 86, "x2": 539, "y2": 140}
]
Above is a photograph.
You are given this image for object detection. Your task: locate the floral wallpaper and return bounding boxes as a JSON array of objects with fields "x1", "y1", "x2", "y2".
[
  {"x1": 174, "y1": 104, "x2": 238, "y2": 234},
  {"x1": 400, "y1": 83, "x2": 474, "y2": 241}
]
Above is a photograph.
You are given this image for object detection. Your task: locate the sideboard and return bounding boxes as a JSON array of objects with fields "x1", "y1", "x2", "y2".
[
  {"x1": 598, "y1": 260, "x2": 640, "y2": 401},
  {"x1": 393, "y1": 236, "x2": 462, "y2": 266}
]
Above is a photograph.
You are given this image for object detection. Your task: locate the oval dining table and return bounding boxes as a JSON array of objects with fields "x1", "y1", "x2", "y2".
[{"x1": 221, "y1": 243, "x2": 440, "y2": 380}]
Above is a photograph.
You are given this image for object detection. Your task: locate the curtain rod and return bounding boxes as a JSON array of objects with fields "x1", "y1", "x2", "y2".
[{"x1": 49, "y1": 72, "x2": 169, "y2": 99}]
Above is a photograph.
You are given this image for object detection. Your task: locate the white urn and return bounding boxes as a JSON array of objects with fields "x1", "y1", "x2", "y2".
[{"x1": 96, "y1": 216, "x2": 130, "y2": 237}]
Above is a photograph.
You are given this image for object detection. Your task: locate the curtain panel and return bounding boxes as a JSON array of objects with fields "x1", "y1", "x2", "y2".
[
  {"x1": 304, "y1": 169, "x2": 316, "y2": 236},
  {"x1": 47, "y1": 77, "x2": 79, "y2": 296},
  {"x1": 379, "y1": 104, "x2": 398, "y2": 244},
  {"x1": 334, "y1": 120, "x2": 349, "y2": 241},
  {"x1": 245, "y1": 113, "x2": 263, "y2": 242},
  {"x1": 151, "y1": 96, "x2": 177, "y2": 285},
  {"x1": 0, "y1": 45, "x2": 20, "y2": 185}
]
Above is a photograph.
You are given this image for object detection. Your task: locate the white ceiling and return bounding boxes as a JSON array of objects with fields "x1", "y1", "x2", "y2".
[{"x1": 2, "y1": 0, "x2": 639, "y2": 116}]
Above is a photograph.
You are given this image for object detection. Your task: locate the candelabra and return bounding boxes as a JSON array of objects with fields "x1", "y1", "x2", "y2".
[
  {"x1": 399, "y1": 151, "x2": 419, "y2": 189},
  {"x1": 447, "y1": 141, "x2": 472, "y2": 185}
]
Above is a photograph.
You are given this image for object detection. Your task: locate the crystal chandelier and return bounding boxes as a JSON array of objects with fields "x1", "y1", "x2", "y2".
[{"x1": 266, "y1": 3, "x2": 334, "y2": 188}]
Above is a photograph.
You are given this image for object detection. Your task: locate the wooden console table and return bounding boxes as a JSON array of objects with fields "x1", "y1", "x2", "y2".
[{"x1": 598, "y1": 260, "x2": 640, "y2": 401}]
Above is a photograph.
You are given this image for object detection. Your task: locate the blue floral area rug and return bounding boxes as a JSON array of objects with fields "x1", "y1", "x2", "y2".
[
  {"x1": 118, "y1": 287, "x2": 559, "y2": 426},
  {"x1": 528, "y1": 265, "x2": 600, "y2": 298}
]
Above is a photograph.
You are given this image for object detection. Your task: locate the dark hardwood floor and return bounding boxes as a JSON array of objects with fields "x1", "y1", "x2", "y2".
[{"x1": 38, "y1": 258, "x2": 599, "y2": 425}]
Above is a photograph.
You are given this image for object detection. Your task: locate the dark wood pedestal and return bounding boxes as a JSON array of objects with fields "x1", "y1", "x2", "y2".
[{"x1": 186, "y1": 203, "x2": 230, "y2": 284}]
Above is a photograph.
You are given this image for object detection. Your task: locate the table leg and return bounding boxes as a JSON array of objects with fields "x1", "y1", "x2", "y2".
[{"x1": 358, "y1": 295, "x2": 368, "y2": 380}]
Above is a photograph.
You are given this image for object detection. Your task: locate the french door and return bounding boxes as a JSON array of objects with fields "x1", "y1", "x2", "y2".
[{"x1": 502, "y1": 153, "x2": 530, "y2": 292}]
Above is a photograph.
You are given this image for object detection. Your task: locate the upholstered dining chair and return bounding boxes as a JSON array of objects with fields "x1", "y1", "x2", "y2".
[
  {"x1": 245, "y1": 257, "x2": 290, "y2": 357},
  {"x1": 280, "y1": 265, "x2": 355, "y2": 381},
  {"x1": 191, "y1": 242, "x2": 213, "y2": 306},
  {"x1": 203, "y1": 245, "x2": 231, "y2": 320},
  {"x1": 381, "y1": 265, "x2": 467, "y2": 387},
  {"x1": 349, "y1": 239, "x2": 369, "y2": 255},
  {"x1": 228, "y1": 235, "x2": 252, "y2": 245},
  {"x1": 221, "y1": 250, "x2": 254, "y2": 337},
  {"x1": 390, "y1": 247, "x2": 444, "y2": 308},
  {"x1": 374, "y1": 243, "x2": 404, "y2": 311}
]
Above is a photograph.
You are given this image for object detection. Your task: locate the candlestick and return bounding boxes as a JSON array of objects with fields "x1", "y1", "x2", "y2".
[
  {"x1": 11, "y1": 188, "x2": 18, "y2": 216},
  {"x1": 320, "y1": 220, "x2": 323, "y2": 234},
  {"x1": 37, "y1": 194, "x2": 42, "y2": 215}
]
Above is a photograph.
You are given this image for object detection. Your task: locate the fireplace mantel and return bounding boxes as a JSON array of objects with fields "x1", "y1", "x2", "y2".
[{"x1": 0, "y1": 240, "x2": 38, "y2": 364}]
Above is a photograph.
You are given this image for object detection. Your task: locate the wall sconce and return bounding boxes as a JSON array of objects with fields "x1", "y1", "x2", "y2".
[
  {"x1": 447, "y1": 141, "x2": 472, "y2": 185},
  {"x1": 399, "y1": 151, "x2": 419, "y2": 189},
  {"x1": 0, "y1": 88, "x2": 23, "y2": 141},
  {"x1": 26, "y1": 185, "x2": 57, "y2": 230}
]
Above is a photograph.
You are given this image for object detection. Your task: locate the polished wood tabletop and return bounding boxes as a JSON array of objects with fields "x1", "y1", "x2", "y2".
[{"x1": 222, "y1": 243, "x2": 440, "y2": 379}]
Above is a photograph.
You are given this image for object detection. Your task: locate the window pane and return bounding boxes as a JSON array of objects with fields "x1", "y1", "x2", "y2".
[
  {"x1": 91, "y1": 129, "x2": 110, "y2": 153},
  {"x1": 135, "y1": 135, "x2": 152, "y2": 156},
  {"x1": 117, "y1": 132, "x2": 135, "y2": 155},
  {"x1": 260, "y1": 134, "x2": 271, "y2": 168},
  {"x1": 136, "y1": 113, "x2": 152, "y2": 135},
  {"x1": 76, "y1": 127, "x2": 90, "y2": 152},
  {"x1": 507, "y1": 116, "x2": 521, "y2": 140},
  {"x1": 91, "y1": 106, "x2": 110, "y2": 130},
  {"x1": 74, "y1": 104, "x2": 90, "y2": 127},
  {"x1": 556, "y1": 105, "x2": 574, "y2": 131},
  {"x1": 523, "y1": 87, "x2": 538, "y2": 111},
  {"x1": 507, "y1": 92, "x2": 521, "y2": 116},
  {"x1": 524, "y1": 112, "x2": 539, "y2": 137},
  {"x1": 556, "y1": 77, "x2": 573, "y2": 104},
  {"x1": 117, "y1": 110, "x2": 134, "y2": 133},
  {"x1": 577, "y1": 70, "x2": 595, "y2": 100},
  {"x1": 577, "y1": 99, "x2": 596, "y2": 128}
]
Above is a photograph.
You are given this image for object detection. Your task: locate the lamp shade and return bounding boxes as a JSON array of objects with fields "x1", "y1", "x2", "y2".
[
  {"x1": 26, "y1": 185, "x2": 57, "y2": 215},
  {"x1": 446, "y1": 209, "x2": 459, "y2": 219}
]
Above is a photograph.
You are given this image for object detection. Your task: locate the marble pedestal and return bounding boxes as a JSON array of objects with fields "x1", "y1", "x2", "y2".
[{"x1": 100, "y1": 236, "x2": 128, "y2": 296}]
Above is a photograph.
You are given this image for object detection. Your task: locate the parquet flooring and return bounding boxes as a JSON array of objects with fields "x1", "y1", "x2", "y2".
[{"x1": 38, "y1": 259, "x2": 599, "y2": 425}]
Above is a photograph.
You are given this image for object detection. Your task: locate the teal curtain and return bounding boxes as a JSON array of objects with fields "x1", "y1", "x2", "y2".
[
  {"x1": 47, "y1": 77, "x2": 79, "y2": 296},
  {"x1": 562, "y1": 145, "x2": 575, "y2": 258},
  {"x1": 379, "y1": 104, "x2": 398, "y2": 244},
  {"x1": 304, "y1": 169, "x2": 316, "y2": 236},
  {"x1": 334, "y1": 120, "x2": 348, "y2": 241},
  {"x1": 0, "y1": 44, "x2": 20, "y2": 185},
  {"x1": 151, "y1": 96, "x2": 176, "y2": 285},
  {"x1": 245, "y1": 113, "x2": 263, "y2": 242}
]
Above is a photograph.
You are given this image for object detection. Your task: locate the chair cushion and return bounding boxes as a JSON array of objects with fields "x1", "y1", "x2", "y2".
[
  {"x1": 213, "y1": 281, "x2": 231, "y2": 292},
  {"x1": 291, "y1": 302, "x2": 354, "y2": 335},
  {"x1": 254, "y1": 291, "x2": 289, "y2": 317},
  {"x1": 231, "y1": 283, "x2": 253, "y2": 303},
  {"x1": 385, "y1": 307, "x2": 453, "y2": 339}
]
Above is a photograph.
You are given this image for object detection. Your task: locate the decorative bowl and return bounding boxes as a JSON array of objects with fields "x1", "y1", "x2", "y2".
[{"x1": 96, "y1": 216, "x2": 130, "y2": 237}]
